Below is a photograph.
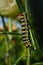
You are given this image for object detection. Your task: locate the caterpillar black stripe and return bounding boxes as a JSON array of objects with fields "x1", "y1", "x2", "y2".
[{"x1": 18, "y1": 12, "x2": 31, "y2": 48}]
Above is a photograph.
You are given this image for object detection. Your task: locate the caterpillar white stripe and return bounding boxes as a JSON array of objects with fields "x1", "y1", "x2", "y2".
[{"x1": 18, "y1": 12, "x2": 31, "y2": 47}]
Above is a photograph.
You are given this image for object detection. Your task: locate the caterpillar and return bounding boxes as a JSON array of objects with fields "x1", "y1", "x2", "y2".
[{"x1": 17, "y1": 12, "x2": 31, "y2": 48}]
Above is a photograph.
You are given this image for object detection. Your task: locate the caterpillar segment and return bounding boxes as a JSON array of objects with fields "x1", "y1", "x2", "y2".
[{"x1": 18, "y1": 13, "x2": 31, "y2": 48}]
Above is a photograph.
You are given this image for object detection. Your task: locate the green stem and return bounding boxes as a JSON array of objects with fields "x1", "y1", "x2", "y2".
[
  {"x1": 30, "y1": 29, "x2": 36, "y2": 50},
  {"x1": 1, "y1": 16, "x2": 7, "y2": 31},
  {"x1": 25, "y1": 0, "x2": 31, "y2": 65},
  {"x1": 1, "y1": 16, "x2": 9, "y2": 65},
  {"x1": 25, "y1": 0, "x2": 27, "y2": 13},
  {"x1": 14, "y1": 55, "x2": 24, "y2": 65},
  {"x1": 26, "y1": 48, "x2": 31, "y2": 65},
  {"x1": 8, "y1": 18, "x2": 12, "y2": 41},
  {"x1": 16, "y1": 0, "x2": 25, "y2": 13},
  {"x1": 0, "y1": 31, "x2": 22, "y2": 35},
  {"x1": 30, "y1": 29, "x2": 43, "y2": 56},
  {"x1": 1, "y1": 16, "x2": 9, "y2": 41}
]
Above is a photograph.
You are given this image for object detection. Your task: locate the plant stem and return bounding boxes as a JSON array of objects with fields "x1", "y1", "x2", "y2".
[
  {"x1": 25, "y1": 0, "x2": 31, "y2": 65},
  {"x1": 30, "y1": 29, "x2": 36, "y2": 50},
  {"x1": 14, "y1": 55, "x2": 24, "y2": 65},
  {"x1": 8, "y1": 18, "x2": 12, "y2": 41},
  {"x1": 1, "y1": 16, "x2": 9, "y2": 65},
  {"x1": 1, "y1": 16, "x2": 9, "y2": 41},
  {"x1": 26, "y1": 47, "x2": 31, "y2": 65},
  {"x1": 16, "y1": 0, "x2": 25, "y2": 13},
  {"x1": 0, "y1": 31, "x2": 22, "y2": 35}
]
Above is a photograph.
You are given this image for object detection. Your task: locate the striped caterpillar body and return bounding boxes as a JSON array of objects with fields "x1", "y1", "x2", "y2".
[{"x1": 18, "y1": 12, "x2": 31, "y2": 48}]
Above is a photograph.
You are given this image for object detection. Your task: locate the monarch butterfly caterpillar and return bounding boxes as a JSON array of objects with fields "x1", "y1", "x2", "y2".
[{"x1": 17, "y1": 12, "x2": 31, "y2": 48}]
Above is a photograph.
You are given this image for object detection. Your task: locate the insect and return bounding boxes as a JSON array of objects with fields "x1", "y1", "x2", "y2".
[{"x1": 17, "y1": 12, "x2": 31, "y2": 48}]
